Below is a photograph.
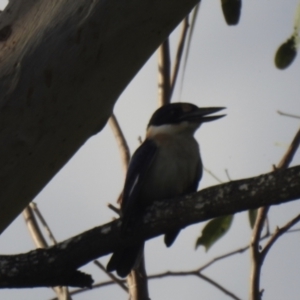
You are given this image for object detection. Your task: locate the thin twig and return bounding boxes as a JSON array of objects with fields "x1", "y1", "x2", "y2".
[
  {"x1": 261, "y1": 214, "x2": 300, "y2": 261},
  {"x1": 249, "y1": 126, "x2": 300, "y2": 300},
  {"x1": 284, "y1": 227, "x2": 300, "y2": 233},
  {"x1": 22, "y1": 206, "x2": 48, "y2": 248},
  {"x1": 249, "y1": 206, "x2": 269, "y2": 300},
  {"x1": 127, "y1": 256, "x2": 150, "y2": 300},
  {"x1": 49, "y1": 280, "x2": 122, "y2": 299},
  {"x1": 277, "y1": 127, "x2": 300, "y2": 169},
  {"x1": 197, "y1": 273, "x2": 242, "y2": 300},
  {"x1": 93, "y1": 260, "x2": 128, "y2": 293},
  {"x1": 108, "y1": 113, "x2": 130, "y2": 175},
  {"x1": 62, "y1": 228, "x2": 300, "y2": 299},
  {"x1": 23, "y1": 205, "x2": 71, "y2": 300},
  {"x1": 277, "y1": 110, "x2": 300, "y2": 119},
  {"x1": 179, "y1": 3, "x2": 201, "y2": 97},
  {"x1": 203, "y1": 166, "x2": 223, "y2": 183},
  {"x1": 225, "y1": 169, "x2": 232, "y2": 181},
  {"x1": 199, "y1": 225, "x2": 299, "y2": 273},
  {"x1": 108, "y1": 113, "x2": 130, "y2": 211},
  {"x1": 148, "y1": 270, "x2": 241, "y2": 300},
  {"x1": 107, "y1": 203, "x2": 121, "y2": 216},
  {"x1": 158, "y1": 39, "x2": 171, "y2": 106},
  {"x1": 170, "y1": 16, "x2": 189, "y2": 99},
  {"x1": 30, "y1": 202, "x2": 57, "y2": 245},
  {"x1": 198, "y1": 245, "x2": 249, "y2": 272},
  {"x1": 265, "y1": 216, "x2": 270, "y2": 237}
]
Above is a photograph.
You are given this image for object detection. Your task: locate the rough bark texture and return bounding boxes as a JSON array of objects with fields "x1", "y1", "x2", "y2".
[
  {"x1": 0, "y1": 166, "x2": 299, "y2": 288},
  {"x1": 0, "y1": 0, "x2": 200, "y2": 233}
]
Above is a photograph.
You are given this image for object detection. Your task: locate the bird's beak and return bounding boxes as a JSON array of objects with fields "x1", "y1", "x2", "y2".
[{"x1": 180, "y1": 107, "x2": 226, "y2": 123}]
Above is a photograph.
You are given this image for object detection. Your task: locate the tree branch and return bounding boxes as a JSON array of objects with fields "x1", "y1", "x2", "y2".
[
  {"x1": 277, "y1": 127, "x2": 300, "y2": 169},
  {"x1": 127, "y1": 257, "x2": 150, "y2": 300},
  {"x1": 22, "y1": 206, "x2": 48, "y2": 249},
  {"x1": 109, "y1": 114, "x2": 130, "y2": 175},
  {"x1": 170, "y1": 16, "x2": 189, "y2": 99},
  {"x1": 0, "y1": 0, "x2": 200, "y2": 234},
  {"x1": 158, "y1": 39, "x2": 171, "y2": 105},
  {"x1": 250, "y1": 206, "x2": 269, "y2": 300},
  {"x1": 249, "y1": 126, "x2": 300, "y2": 300},
  {"x1": 23, "y1": 204, "x2": 72, "y2": 300},
  {"x1": 93, "y1": 260, "x2": 128, "y2": 293},
  {"x1": 261, "y1": 214, "x2": 300, "y2": 261},
  {"x1": 148, "y1": 271, "x2": 242, "y2": 300},
  {"x1": 0, "y1": 166, "x2": 298, "y2": 288},
  {"x1": 61, "y1": 227, "x2": 300, "y2": 299},
  {"x1": 277, "y1": 111, "x2": 300, "y2": 119}
]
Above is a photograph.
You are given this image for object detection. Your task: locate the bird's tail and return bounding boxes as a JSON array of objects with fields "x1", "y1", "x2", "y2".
[{"x1": 107, "y1": 243, "x2": 144, "y2": 277}]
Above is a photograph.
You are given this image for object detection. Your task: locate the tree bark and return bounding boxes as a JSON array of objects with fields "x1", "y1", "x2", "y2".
[
  {"x1": 0, "y1": 165, "x2": 299, "y2": 288},
  {"x1": 0, "y1": 0, "x2": 200, "y2": 233}
]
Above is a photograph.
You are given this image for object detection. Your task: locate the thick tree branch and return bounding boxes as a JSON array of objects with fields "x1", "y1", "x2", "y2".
[
  {"x1": 51, "y1": 228, "x2": 300, "y2": 299},
  {"x1": 0, "y1": 0, "x2": 200, "y2": 233},
  {"x1": 0, "y1": 166, "x2": 298, "y2": 288}
]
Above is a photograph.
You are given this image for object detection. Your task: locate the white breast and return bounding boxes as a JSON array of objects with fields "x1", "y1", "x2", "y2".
[{"x1": 140, "y1": 134, "x2": 201, "y2": 204}]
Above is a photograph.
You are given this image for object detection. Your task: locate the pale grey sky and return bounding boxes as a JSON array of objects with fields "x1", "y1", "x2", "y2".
[{"x1": 0, "y1": 1, "x2": 300, "y2": 300}]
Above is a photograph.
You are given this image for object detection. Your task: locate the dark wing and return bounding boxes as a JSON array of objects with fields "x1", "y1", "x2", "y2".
[
  {"x1": 107, "y1": 140, "x2": 156, "y2": 276},
  {"x1": 187, "y1": 155, "x2": 203, "y2": 193},
  {"x1": 121, "y1": 139, "x2": 158, "y2": 229}
]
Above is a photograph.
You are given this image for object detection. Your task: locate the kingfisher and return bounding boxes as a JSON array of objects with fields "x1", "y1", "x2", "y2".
[{"x1": 107, "y1": 102, "x2": 225, "y2": 277}]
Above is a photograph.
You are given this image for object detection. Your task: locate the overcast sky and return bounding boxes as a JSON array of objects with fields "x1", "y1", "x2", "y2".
[{"x1": 0, "y1": 1, "x2": 300, "y2": 300}]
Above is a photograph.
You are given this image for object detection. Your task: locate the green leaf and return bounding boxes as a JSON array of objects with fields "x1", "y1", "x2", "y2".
[
  {"x1": 195, "y1": 215, "x2": 234, "y2": 252},
  {"x1": 248, "y1": 209, "x2": 258, "y2": 228},
  {"x1": 221, "y1": 0, "x2": 242, "y2": 25},
  {"x1": 275, "y1": 36, "x2": 297, "y2": 70}
]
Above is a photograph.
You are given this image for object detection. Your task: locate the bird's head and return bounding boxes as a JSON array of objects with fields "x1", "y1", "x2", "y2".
[{"x1": 146, "y1": 103, "x2": 226, "y2": 137}]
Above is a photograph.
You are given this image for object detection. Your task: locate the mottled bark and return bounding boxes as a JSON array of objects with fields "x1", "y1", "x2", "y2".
[
  {"x1": 0, "y1": 0, "x2": 199, "y2": 233},
  {"x1": 0, "y1": 165, "x2": 298, "y2": 288}
]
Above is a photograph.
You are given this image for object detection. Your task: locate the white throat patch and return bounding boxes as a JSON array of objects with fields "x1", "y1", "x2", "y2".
[{"x1": 147, "y1": 122, "x2": 198, "y2": 138}]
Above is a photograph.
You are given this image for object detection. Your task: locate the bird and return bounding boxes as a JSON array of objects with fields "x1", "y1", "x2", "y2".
[{"x1": 106, "y1": 102, "x2": 225, "y2": 277}]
